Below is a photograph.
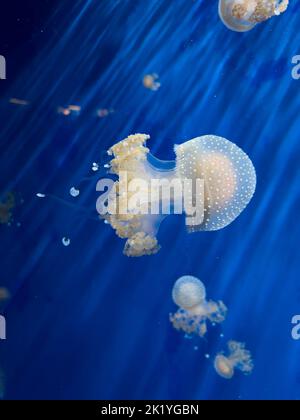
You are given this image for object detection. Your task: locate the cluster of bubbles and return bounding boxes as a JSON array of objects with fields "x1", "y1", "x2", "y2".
[{"x1": 170, "y1": 276, "x2": 253, "y2": 380}]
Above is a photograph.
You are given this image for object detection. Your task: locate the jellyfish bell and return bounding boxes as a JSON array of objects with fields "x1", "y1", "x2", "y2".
[
  {"x1": 214, "y1": 355, "x2": 234, "y2": 379},
  {"x1": 101, "y1": 133, "x2": 256, "y2": 257},
  {"x1": 218, "y1": 0, "x2": 289, "y2": 32}
]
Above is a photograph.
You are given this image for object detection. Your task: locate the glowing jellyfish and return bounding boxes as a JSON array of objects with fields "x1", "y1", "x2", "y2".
[
  {"x1": 100, "y1": 133, "x2": 256, "y2": 257},
  {"x1": 143, "y1": 74, "x2": 161, "y2": 91},
  {"x1": 169, "y1": 276, "x2": 227, "y2": 338},
  {"x1": 0, "y1": 192, "x2": 16, "y2": 225},
  {"x1": 218, "y1": 0, "x2": 289, "y2": 32},
  {"x1": 214, "y1": 341, "x2": 254, "y2": 379}
]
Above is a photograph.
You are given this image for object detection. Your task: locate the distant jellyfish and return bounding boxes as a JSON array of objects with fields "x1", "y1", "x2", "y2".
[
  {"x1": 169, "y1": 276, "x2": 227, "y2": 338},
  {"x1": 70, "y1": 187, "x2": 80, "y2": 197},
  {"x1": 219, "y1": 0, "x2": 289, "y2": 32},
  {"x1": 0, "y1": 288, "x2": 10, "y2": 302},
  {"x1": 214, "y1": 341, "x2": 254, "y2": 379},
  {"x1": 99, "y1": 133, "x2": 256, "y2": 257},
  {"x1": 143, "y1": 74, "x2": 161, "y2": 91}
]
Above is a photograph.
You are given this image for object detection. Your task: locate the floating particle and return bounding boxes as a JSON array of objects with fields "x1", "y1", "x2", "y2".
[
  {"x1": 0, "y1": 288, "x2": 10, "y2": 302},
  {"x1": 170, "y1": 276, "x2": 227, "y2": 338},
  {"x1": 70, "y1": 187, "x2": 80, "y2": 197},
  {"x1": 104, "y1": 134, "x2": 256, "y2": 257},
  {"x1": 9, "y1": 98, "x2": 30, "y2": 106},
  {"x1": 218, "y1": 0, "x2": 289, "y2": 32},
  {"x1": 62, "y1": 237, "x2": 71, "y2": 247},
  {"x1": 0, "y1": 192, "x2": 16, "y2": 225},
  {"x1": 57, "y1": 106, "x2": 71, "y2": 116},
  {"x1": 143, "y1": 73, "x2": 161, "y2": 91},
  {"x1": 96, "y1": 108, "x2": 114, "y2": 118},
  {"x1": 92, "y1": 162, "x2": 99, "y2": 172},
  {"x1": 36, "y1": 193, "x2": 46, "y2": 198},
  {"x1": 205, "y1": 354, "x2": 210, "y2": 359}
]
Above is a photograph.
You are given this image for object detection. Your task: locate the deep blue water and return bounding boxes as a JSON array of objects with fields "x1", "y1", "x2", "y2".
[{"x1": 0, "y1": 0, "x2": 300, "y2": 400}]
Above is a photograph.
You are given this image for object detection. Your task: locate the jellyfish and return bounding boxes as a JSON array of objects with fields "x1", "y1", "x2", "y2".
[
  {"x1": 143, "y1": 74, "x2": 161, "y2": 91},
  {"x1": 169, "y1": 276, "x2": 227, "y2": 338},
  {"x1": 0, "y1": 288, "x2": 10, "y2": 302},
  {"x1": 99, "y1": 133, "x2": 256, "y2": 257},
  {"x1": 218, "y1": 0, "x2": 289, "y2": 32},
  {"x1": 0, "y1": 192, "x2": 16, "y2": 225},
  {"x1": 214, "y1": 341, "x2": 254, "y2": 379}
]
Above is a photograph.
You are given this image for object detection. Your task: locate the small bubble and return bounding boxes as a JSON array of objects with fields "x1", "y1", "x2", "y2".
[
  {"x1": 205, "y1": 354, "x2": 210, "y2": 359},
  {"x1": 36, "y1": 193, "x2": 46, "y2": 198}
]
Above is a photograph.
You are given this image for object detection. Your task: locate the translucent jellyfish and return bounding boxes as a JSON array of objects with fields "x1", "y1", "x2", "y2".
[
  {"x1": 100, "y1": 133, "x2": 256, "y2": 257},
  {"x1": 219, "y1": 0, "x2": 289, "y2": 32},
  {"x1": 169, "y1": 276, "x2": 227, "y2": 338},
  {"x1": 0, "y1": 192, "x2": 16, "y2": 225},
  {"x1": 214, "y1": 341, "x2": 254, "y2": 379},
  {"x1": 143, "y1": 74, "x2": 161, "y2": 91}
]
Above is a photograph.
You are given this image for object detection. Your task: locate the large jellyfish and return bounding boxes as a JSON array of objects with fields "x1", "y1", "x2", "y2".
[
  {"x1": 99, "y1": 133, "x2": 256, "y2": 257},
  {"x1": 169, "y1": 276, "x2": 227, "y2": 338},
  {"x1": 214, "y1": 341, "x2": 254, "y2": 379},
  {"x1": 219, "y1": 0, "x2": 289, "y2": 32}
]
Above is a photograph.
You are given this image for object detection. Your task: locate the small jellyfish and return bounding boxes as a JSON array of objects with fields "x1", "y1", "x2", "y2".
[
  {"x1": 169, "y1": 276, "x2": 227, "y2": 338},
  {"x1": 143, "y1": 74, "x2": 161, "y2": 91},
  {"x1": 214, "y1": 341, "x2": 254, "y2": 379},
  {"x1": 0, "y1": 192, "x2": 16, "y2": 225},
  {"x1": 100, "y1": 133, "x2": 256, "y2": 257},
  {"x1": 219, "y1": 0, "x2": 289, "y2": 32}
]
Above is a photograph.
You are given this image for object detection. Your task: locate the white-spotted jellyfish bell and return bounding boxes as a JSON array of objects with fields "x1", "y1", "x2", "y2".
[
  {"x1": 100, "y1": 133, "x2": 256, "y2": 257},
  {"x1": 169, "y1": 276, "x2": 227, "y2": 338},
  {"x1": 214, "y1": 340, "x2": 254, "y2": 379},
  {"x1": 218, "y1": 0, "x2": 289, "y2": 32}
]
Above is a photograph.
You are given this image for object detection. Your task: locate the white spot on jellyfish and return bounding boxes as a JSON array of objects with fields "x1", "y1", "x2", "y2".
[
  {"x1": 170, "y1": 276, "x2": 227, "y2": 338},
  {"x1": 62, "y1": 237, "x2": 71, "y2": 247},
  {"x1": 70, "y1": 187, "x2": 80, "y2": 197}
]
